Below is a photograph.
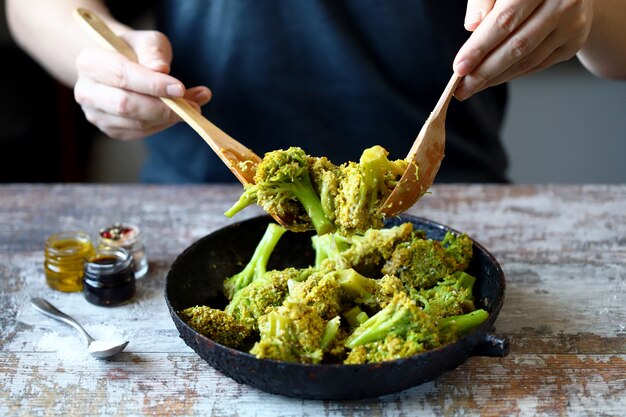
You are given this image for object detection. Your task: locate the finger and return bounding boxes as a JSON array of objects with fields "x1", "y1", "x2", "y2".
[
  {"x1": 478, "y1": 29, "x2": 576, "y2": 92},
  {"x1": 454, "y1": 0, "x2": 544, "y2": 76},
  {"x1": 456, "y1": 4, "x2": 557, "y2": 99},
  {"x1": 82, "y1": 106, "x2": 177, "y2": 140},
  {"x1": 75, "y1": 77, "x2": 179, "y2": 122},
  {"x1": 76, "y1": 46, "x2": 185, "y2": 98},
  {"x1": 475, "y1": 46, "x2": 576, "y2": 97},
  {"x1": 184, "y1": 86, "x2": 212, "y2": 106},
  {"x1": 465, "y1": 0, "x2": 496, "y2": 31},
  {"x1": 457, "y1": 0, "x2": 589, "y2": 101},
  {"x1": 122, "y1": 30, "x2": 173, "y2": 74}
]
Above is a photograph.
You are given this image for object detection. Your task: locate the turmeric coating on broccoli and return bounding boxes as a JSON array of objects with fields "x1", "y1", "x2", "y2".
[
  {"x1": 181, "y1": 220, "x2": 488, "y2": 365},
  {"x1": 225, "y1": 145, "x2": 407, "y2": 236}
]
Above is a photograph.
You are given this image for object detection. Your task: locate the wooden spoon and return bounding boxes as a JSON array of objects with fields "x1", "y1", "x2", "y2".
[
  {"x1": 380, "y1": 73, "x2": 462, "y2": 217},
  {"x1": 74, "y1": 8, "x2": 260, "y2": 185}
]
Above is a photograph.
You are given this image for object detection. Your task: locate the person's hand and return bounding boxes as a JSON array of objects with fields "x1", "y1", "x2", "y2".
[
  {"x1": 74, "y1": 30, "x2": 211, "y2": 140},
  {"x1": 453, "y1": 0, "x2": 594, "y2": 100}
]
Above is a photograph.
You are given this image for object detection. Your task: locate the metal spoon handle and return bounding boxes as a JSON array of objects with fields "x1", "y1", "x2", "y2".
[{"x1": 30, "y1": 297, "x2": 95, "y2": 345}]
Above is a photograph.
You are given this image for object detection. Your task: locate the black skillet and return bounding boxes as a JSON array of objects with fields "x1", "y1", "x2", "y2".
[{"x1": 165, "y1": 214, "x2": 508, "y2": 400}]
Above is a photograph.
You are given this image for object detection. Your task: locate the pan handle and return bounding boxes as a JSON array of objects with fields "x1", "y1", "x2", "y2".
[{"x1": 472, "y1": 333, "x2": 510, "y2": 357}]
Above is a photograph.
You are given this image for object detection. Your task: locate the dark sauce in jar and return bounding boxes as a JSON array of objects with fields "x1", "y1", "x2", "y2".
[{"x1": 83, "y1": 247, "x2": 135, "y2": 306}]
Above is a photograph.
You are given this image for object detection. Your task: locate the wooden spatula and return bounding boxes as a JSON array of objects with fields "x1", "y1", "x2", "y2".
[
  {"x1": 381, "y1": 73, "x2": 462, "y2": 217},
  {"x1": 74, "y1": 8, "x2": 261, "y2": 186}
]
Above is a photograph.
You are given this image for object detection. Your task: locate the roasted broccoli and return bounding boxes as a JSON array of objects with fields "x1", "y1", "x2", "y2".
[
  {"x1": 222, "y1": 222, "x2": 287, "y2": 300},
  {"x1": 416, "y1": 271, "x2": 477, "y2": 318},
  {"x1": 382, "y1": 231, "x2": 473, "y2": 290},
  {"x1": 225, "y1": 145, "x2": 408, "y2": 236},
  {"x1": 442, "y1": 231, "x2": 474, "y2": 271},
  {"x1": 312, "y1": 222, "x2": 414, "y2": 276},
  {"x1": 333, "y1": 145, "x2": 407, "y2": 235},
  {"x1": 338, "y1": 268, "x2": 404, "y2": 310},
  {"x1": 225, "y1": 147, "x2": 335, "y2": 235},
  {"x1": 437, "y1": 309, "x2": 489, "y2": 343},
  {"x1": 345, "y1": 292, "x2": 440, "y2": 350},
  {"x1": 250, "y1": 299, "x2": 340, "y2": 363},
  {"x1": 286, "y1": 269, "x2": 344, "y2": 320},
  {"x1": 225, "y1": 267, "x2": 314, "y2": 329},
  {"x1": 182, "y1": 217, "x2": 487, "y2": 365},
  {"x1": 179, "y1": 306, "x2": 254, "y2": 349},
  {"x1": 344, "y1": 292, "x2": 488, "y2": 364}
]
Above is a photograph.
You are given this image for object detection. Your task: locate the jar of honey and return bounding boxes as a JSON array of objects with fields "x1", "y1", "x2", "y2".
[
  {"x1": 83, "y1": 246, "x2": 136, "y2": 306},
  {"x1": 44, "y1": 231, "x2": 95, "y2": 292}
]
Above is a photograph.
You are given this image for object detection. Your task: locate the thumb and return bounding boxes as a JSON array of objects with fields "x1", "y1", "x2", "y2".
[
  {"x1": 122, "y1": 30, "x2": 173, "y2": 74},
  {"x1": 464, "y1": 0, "x2": 496, "y2": 31}
]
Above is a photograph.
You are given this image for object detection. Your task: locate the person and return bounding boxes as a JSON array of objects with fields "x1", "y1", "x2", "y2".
[{"x1": 6, "y1": 0, "x2": 626, "y2": 183}]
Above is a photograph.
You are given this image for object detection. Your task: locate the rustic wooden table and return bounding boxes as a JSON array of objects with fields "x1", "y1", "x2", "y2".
[{"x1": 1, "y1": 184, "x2": 624, "y2": 416}]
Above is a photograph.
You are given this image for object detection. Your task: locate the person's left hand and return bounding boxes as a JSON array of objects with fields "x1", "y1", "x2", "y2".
[{"x1": 453, "y1": 0, "x2": 594, "y2": 100}]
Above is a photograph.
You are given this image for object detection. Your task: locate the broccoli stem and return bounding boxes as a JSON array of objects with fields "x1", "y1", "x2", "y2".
[
  {"x1": 320, "y1": 316, "x2": 341, "y2": 350},
  {"x1": 345, "y1": 303, "x2": 411, "y2": 349},
  {"x1": 343, "y1": 306, "x2": 364, "y2": 328},
  {"x1": 288, "y1": 178, "x2": 335, "y2": 235},
  {"x1": 224, "y1": 185, "x2": 257, "y2": 218},
  {"x1": 265, "y1": 310, "x2": 288, "y2": 338},
  {"x1": 223, "y1": 223, "x2": 287, "y2": 299},
  {"x1": 337, "y1": 269, "x2": 377, "y2": 299},
  {"x1": 454, "y1": 271, "x2": 476, "y2": 290},
  {"x1": 311, "y1": 233, "x2": 350, "y2": 268},
  {"x1": 438, "y1": 309, "x2": 488, "y2": 336}
]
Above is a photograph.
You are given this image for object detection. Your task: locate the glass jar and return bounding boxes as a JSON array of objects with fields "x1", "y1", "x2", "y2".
[
  {"x1": 83, "y1": 246, "x2": 136, "y2": 306},
  {"x1": 98, "y1": 223, "x2": 148, "y2": 279},
  {"x1": 44, "y1": 231, "x2": 95, "y2": 292}
]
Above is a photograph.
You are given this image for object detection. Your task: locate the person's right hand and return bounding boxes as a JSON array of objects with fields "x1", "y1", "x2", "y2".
[{"x1": 74, "y1": 30, "x2": 211, "y2": 140}]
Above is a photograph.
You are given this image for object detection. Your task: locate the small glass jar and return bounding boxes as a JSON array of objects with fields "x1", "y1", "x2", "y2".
[
  {"x1": 98, "y1": 223, "x2": 148, "y2": 279},
  {"x1": 44, "y1": 231, "x2": 95, "y2": 292},
  {"x1": 83, "y1": 246, "x2": 136, "y2": 306}
]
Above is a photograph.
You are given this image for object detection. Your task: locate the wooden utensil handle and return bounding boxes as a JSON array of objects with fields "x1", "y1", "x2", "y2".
[{"x1": 73, "y1": 8, "x2": 260, "y2": 185}]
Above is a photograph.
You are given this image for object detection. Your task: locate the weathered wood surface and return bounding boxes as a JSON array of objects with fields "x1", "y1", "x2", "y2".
[{"x1": 1, "y1": 184, "x2": 624, "y2": 417}]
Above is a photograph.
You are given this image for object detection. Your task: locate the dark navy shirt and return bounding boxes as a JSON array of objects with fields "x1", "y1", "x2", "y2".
[{"x1": 139, "y1": 0, "x2": 508, "y2": 183}]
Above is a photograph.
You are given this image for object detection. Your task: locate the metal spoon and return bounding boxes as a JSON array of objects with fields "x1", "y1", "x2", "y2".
[
  {"x1": 381, "y1": 73, "x2": 462, "y2": 217},
  {"x1": 30, "y1": 297, "x2": 129, "y2": 359}
]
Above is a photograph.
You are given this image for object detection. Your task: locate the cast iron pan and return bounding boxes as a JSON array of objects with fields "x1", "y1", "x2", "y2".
[{"x1": 165, "y1": 214, "x2": 508, "y2": 400}]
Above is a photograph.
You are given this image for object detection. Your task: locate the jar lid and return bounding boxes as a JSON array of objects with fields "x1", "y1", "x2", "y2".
[{"x1": 99, "y1": 223, "x2": 141, "y2": 246}]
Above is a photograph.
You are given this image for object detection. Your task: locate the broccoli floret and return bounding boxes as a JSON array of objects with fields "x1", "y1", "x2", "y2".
[
  {"x1": 250, "y1": 299, "x2": 338, "y2": 364},
  {"x1": 343, "y1": 298, "x2": 488, "y2": 364},
  {"x1": 381, "y1": 231, "x2": 473, "y2": 290},
  {"x1": 340, "y1": 223, "x2": 414, "y2": 276},
  {"x1": 333, "y1": 146, "x2": 408, "y2": 235},
  {"x1": 287, "y1": 270, "x2": 343, "y2": 320},
  {"x1": 442, "y1": 231, "x2": 473, "y2": 271},
  {"x1": 225, "y1": 267, "x2": 314, "y2": 329},
  {"x1": 225, "y1": 147, "x2": 335, "y2": 235},
  {"x1": 308, "y1": 155, "x2": 341, "y2": 223},
  {"x1": 416, "y1": 271, "x2": 477, "y2": 318},
  {"x1": 179, "y1": 306, "x2": 254, "y2": 349},
  {"x1": 337, "y1": 269, "x2": 404, "y2": 310},
  {"x1": 222, "y1": 223, "x2": 287, "y2": 300},
  {"x1": 226, "y1": 145, "x2": 408, "y2": 235},
  {"x1": 344, "y1": 333, "x2": 430, "y2": 364},
  {"x1": 311, "y1": 223, "x2": 414, "y2": 275},
  {"x1": 345, "y1": 292, "x2": 440, "y2": 349}
]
